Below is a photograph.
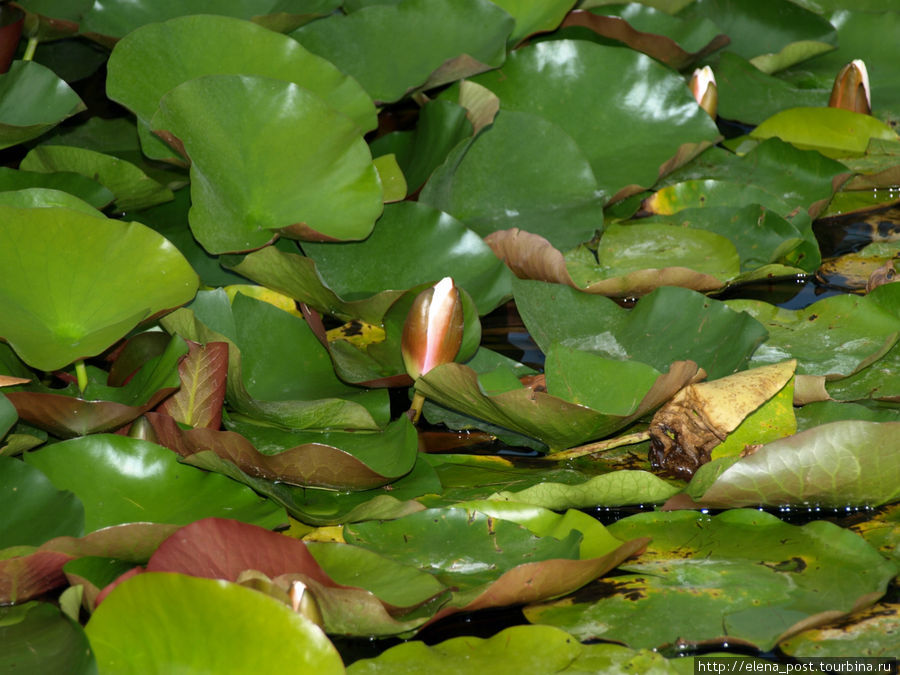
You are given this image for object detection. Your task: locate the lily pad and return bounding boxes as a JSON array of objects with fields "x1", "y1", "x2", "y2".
[
  {"x1": 161, "y1": 289, "x2": 388, "y2": 430},
  {"x1": 369, "y1": 99, "x2": 473, "y2": 193},
  {"x1": 688, "y1": 421, "x2": 900, "y2": 508},
  {"x1": 0, "y1": 167, "x2": 113, "y2": 208},
  {"x1": 677, "y1": 0, "x2": 836, "y2": 62},
  {"x1": 151, "y1": 74, "x2": 383, "y2": 253},
  {"x1": 292, "y1": 0, "x2": 514, "y2": 103},
  {"x1": 0, "y1": 602, "x2": 96, "y2": 675},
  {"x1": 778, "y1": 602, "x2": 900, "y2": 659},
  {"x1": 419, "y1": 108, "x2": 607, "y2": 250},
  {"x1": 0, "y1": 456, "x2": 83, "y2": 548},
  {"x1": 491, "y1": 0, "x2": 574, "y2": 46},
  {"x1": 727, "y1": 287, "x2": 900, "y2": 377},
  {"x1": 302, "y1": 201, "x2": 513, "y2": 316},
  {"x1": 81, "y1": 0, "x2": 341, "y2": 39},
  {"x1": 466, "y1": 39, "x2": 720, "y2": 201},
  {"x1": 23, "y1": 434, "x2": 285, "y2": 532},
  {"x1": 0, "y1": 60, "x2": 85, "y2": 150},
  {"x1": 525, "y1": 509, "x2": 896, "y2": 651},
  {"x1": 0, "y1": 187, "x2": 105, "y2": 215},
  {"x1": 19, "y1": 145, "x2": 174, "y2": 212},
  {"x1": 514, "y1": 280, "x2": 768, "y2": 379},
  {"x1": 85, "y1": 572, "x2": 344, "y2": 674},
  {"x1": 750, "y1": 108, "x2": 899, "y2": 159},
  {"x1": 0, "y1": 205, "x2": 198, "y2": 371},
  {"x1": 106, "y1": 13, "x2": 376, "y2": 140}
]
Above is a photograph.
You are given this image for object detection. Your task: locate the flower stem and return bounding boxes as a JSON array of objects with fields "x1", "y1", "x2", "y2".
[
  {"x1": 74, "y1": 360, "x2": 88, "y2": 396},
  {"x1": 408, "y1": 391, "x2": 426, "y2": 424},
  {"x1": 22, "y1": 37, "x2": 38, "y2": 62},
  {"x1": 538, "y1": 430, "x2": 651, "y2": 461}
]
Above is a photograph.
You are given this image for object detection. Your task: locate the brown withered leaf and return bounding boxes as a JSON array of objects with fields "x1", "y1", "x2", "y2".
[
  {"x1": 157, "y1": 341, "x2": 228, "y2": 429},
  {"x1": 649, "y1": 361, "x2": 796, "y2": 479}
]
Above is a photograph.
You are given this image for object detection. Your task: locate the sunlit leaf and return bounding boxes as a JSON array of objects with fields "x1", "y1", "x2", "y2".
[
  {"x1": 151, "y1": 74, "x2": 383, "y2": 253},
  {"x1": 23, "y1": 434, "x2": 285, "y2": 532},
  {"x1": 86, "y1": 573, "x2": 344, "y2": 674},
  {"x1": 689, "y1": 421, "x2": 900, "y2": 508},
  {"x1": 0, "y1": 206, "x2": 198, "y2": 371}
]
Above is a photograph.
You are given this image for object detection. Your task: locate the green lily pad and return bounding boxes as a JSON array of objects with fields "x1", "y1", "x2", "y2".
[
  {"x1": 415, "y1": 358, "x2": 697, "y2": 451},
  {"x1": 369, "y1": 99, "x2": 473, "y2": 193},
  {"x1": 20, "y1": 145, "x2": 174, "y2": 212},
  {"x1": 677, "y1": 0, "x2": 836, "y2": 62},
  {"x1": 23, "y1": 434, "x2": 285, "y2": 532},
  {"x1": 750, "y1": 107, "x2": 899, "y2": 159},
  {"x1": 647, "y1": 137, "x2": 851, "y2": 222},
  {"x1": 514, "y1": 280, "x2": 768, "y2": 379},
  {"x1": 161, "y1": 289, "x2": 388, "y2": 430},
  {"x1": 715, "y1": 51, "x2": 829, "y2": 126},
  {"x1": 0, "y1": 167, "x2": 113, "y2": 208},
  {"x1": 491, "y1": 0, "x2": 575, "y2": 46},
  {"x1": 0, "y1": 60, "x2": 84, "y2": 150},
  {"x1": 728, "y1": 288, "x2": 900, "y2": 377},
  {"x1": 0, "y1": 456, "x2": 83, "y2": 548},
  {"x1": 85, "y1": 572, "x2": 343, "y2": 674},
  {"x1": 151, "y1": 74, "x2": 383, "y2": 253},
  {"x1": 641, "y1": 203, "x2": 819, "y2": 274},
  {"x1": 344, "y1": 505, "x2": 646, "y2": 620},
  {"x1": 0, "y1": 205, "x2": 198, "y2": 371},
  {"x1": 106, "y1": 13, "x2": 376, "y2": 139},
  {"x1": 525, "y1": 509, "x2": 897, "y2": 651},
  {"x1": 559, "y1": 5, "x2": 729, "y2": 70},
  {"x1": 580, "y1": 221, "x2": 741, "y2": 287},
  {"x1": 292, "y1": 0, "x2": 514, "y2": 103},
  {"x1": 302, "y1": 201, "x2": 513, "y2": 316},
  {"x1": 466, "y1": 39, "x2": 720, "y2": 200},
  {"x1": 689, "y1": 421, "x2": 900, "y2": 508},
  {"x1": 348, "y1": 624, "x2": 690, "y2": 674},
  {"x1": 0, "y1": 602, "x2": 96, "y2": 675},
  {"x1": 64, "y1": 556, "x2": 136, "y2": 612},
  {"x1": 826, "y1": 340, "x2": 900, "y2": 403},
  {"x1": 227, "y1": 246, "x2": 400, "y2": 324},
  {"x1": 82, "y1": 0, "x2": 341, "y2": 38},
  {"x1": 0, "y1": 187, "x2": 104, "y2": 215},
  {"x1": 796, "y1": 401, "x2": 900, "y2": 430},
  {"x1": 419, "y1": 108, "x2": 606, "y2": 250},
  {"x1": 135, "y1": 188, "x2": 248, "y2": 288}
]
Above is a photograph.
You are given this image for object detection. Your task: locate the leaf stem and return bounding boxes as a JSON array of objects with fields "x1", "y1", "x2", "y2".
[
  {"x1": 408, "y1": 391, "x2": 426, "y2": 424},
  {"x1": 538, "y1": 430, "x2": 651, "y2": 461},
  {"x1": 22, "y1": 37, "x2": 38, "y2": 62},
  {"x1": 74, "y1": 360, "x2": 88, "y2": 396}
]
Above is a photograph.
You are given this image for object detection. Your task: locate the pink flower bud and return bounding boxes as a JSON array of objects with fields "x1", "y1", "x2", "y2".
[
  {"x1": 689, "y1": 66, "x2": 718, "y2": 119},
  {"x1": 829, "y1": 59, "x2": 871, "y2": 115},
  {"x1": 401, "y1": 277, "x2": 464, "y2": 380}
]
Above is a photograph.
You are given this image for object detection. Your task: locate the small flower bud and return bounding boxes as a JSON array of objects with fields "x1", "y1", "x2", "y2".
[
  {"x1": 829, "y1": 59, "x2": 871, "y2": 115},
  {"x1": 401, "y1": 277, "x2": 464, "y2": 381},
  {"x1": 689, "y1": 66, "x2": 718, "y2": 119}
]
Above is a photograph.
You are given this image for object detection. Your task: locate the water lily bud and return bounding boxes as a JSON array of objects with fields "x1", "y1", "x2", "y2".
[
  {"x1": 689, "y1": 66, "x2": 718, "y2": 119},
  {"x1": 290, "y1": 580, "x2": 324, "y2": 628},
  {"x1": 401, "y1": 277, "x2": 464, "y2": 381},
  {"x1": 829, "y1": 59, "x2": 871, "y2": 115}
]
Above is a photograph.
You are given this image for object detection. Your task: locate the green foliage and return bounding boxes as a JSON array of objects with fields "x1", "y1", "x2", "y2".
[{"x1": 1, "y1": 0, "x2": 900, "y2": 668}]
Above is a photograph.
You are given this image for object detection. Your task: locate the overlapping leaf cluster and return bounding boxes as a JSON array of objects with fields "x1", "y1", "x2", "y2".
[{"x1": 0, "y1": 0, "x2": 899, "y2": 671}]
